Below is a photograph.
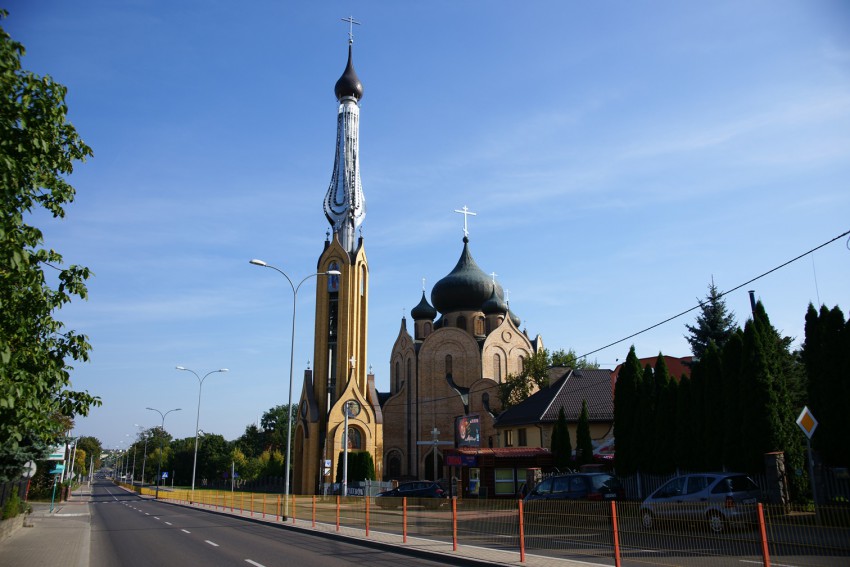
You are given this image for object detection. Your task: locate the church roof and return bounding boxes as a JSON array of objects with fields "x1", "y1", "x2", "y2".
[
  {"x1": 482, "y1": 285, "x2": 508, "y2": 315},
  {"x1": 411, "y1": 291, "x2": 437, "y2": 320},
  {"x1": 431, "y1": 237, "x2": 504, "y2": 314},
  {"x1": 334, "y1": 43, "x2": 363, "y2": 101},
  {"x1": 495, "y1": 368, "x2": 614, "y2": 427}
]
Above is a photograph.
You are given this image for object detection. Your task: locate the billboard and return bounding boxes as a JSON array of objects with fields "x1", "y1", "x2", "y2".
[{"x1": 456, "y1": 415, "x2": 480, "y2": 447}]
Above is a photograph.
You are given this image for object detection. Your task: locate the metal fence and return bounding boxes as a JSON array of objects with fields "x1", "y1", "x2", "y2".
[{"x1": 134, "y1": 482, "x2": 850, "y2": 567}]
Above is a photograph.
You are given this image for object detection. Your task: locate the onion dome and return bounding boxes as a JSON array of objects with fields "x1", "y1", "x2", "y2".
[
  {"x1": 411, "y1": 291, "x2": 437, "y2": 321},
  {"x1": 431, "y1": 237, "x2": 503, "y2": 314},
  {"x1": 482, "y1": 285, "x2": 508, "y2": 316},
  {"x1": 334, "y1": 44, "x2": 364, "y2": 101},
  {"x1": 508, "y1": 308, "x2": 521, "y2": 328}
]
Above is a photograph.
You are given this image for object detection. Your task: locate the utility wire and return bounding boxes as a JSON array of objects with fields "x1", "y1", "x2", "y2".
[{"x1": 579, "y1": 228, "x2": 850, "y2": 360}]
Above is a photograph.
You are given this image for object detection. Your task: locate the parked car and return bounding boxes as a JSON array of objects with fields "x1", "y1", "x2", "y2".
[
  {"x1": 640, "y1": 473, "x2": 761, "y2": 533},
  {"x1": 524, "y1": 472, "x2": 624, "y2": 503},
  {"x1": 375, "y1": 481, "x2": 447, "y2": 509}
]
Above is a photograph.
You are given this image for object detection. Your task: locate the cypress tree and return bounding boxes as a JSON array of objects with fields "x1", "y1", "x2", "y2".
[
  {"x1": 721, "y1": 330, "x2": 745, "y2": 471},
  {"x1": 551, "y1": 406, "x2": 572, "y2": 471},
  {"x1": 698, "y1": 342, "x2": 724, "y2": 469},
  {"x1": 614, "y1": 346, "x2": 643, "y2": 475},
  {"x1": 576, "y1": 400, "x2": 594, "y2": 466},
  {"x1": 637, "y1": 364, "x2": 656, "y2": 472},
  {"x1": 674, "y1": 375, "x2": 693, "y2": 470},
  {"x1": 652, "y1": 355, "x2": 675, "y2": 473}
]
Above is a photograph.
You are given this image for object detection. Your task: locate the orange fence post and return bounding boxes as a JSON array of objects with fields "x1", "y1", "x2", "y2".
[
  {"x1": 452, "y1": 498, "x2": 458, "y2": 551},
  {"x1": 365, "y1": 496, "x2": 370, "y2": 537},
  {"x1": 403, "y1": 498, "x2": 408, "y2": 543},
  {"x1": 757, "y1": 503, "x2": 771, "y2": 567},
  {"x1": 312, "y1": 495, "x2": 317, "y2": 528},
  {"x1": 336, "y1": 495, "x2": 341, "y2": 532},
  {"x1": 518, "y1": 499, "x2": 525, "y2": 563},
  {"x1": 610, "y1": 501, "x2": 621, "y2": 567}
]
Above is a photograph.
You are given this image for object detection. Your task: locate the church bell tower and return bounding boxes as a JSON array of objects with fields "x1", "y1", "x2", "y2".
[{"x1": 294, "y1": 30, "x2": 383, "y2": 494}]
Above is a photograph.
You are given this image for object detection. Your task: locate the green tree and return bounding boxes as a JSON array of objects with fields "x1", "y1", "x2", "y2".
[
  {"x1": 803, "y1": 304, "x2": 850, "y2": 466},
  {"x1": 76, "y1": 436, "x2": 102, "y2": 471},
  {"x1": 575, "y1": 400, "x2": 594, "y2": 466},
  {"x1": 0, "y1": 14, "x2": 99, "y2": 482},
  {"x1": 685, "y1": 280, "x2": 737, "y2": 360},
  {"x1": 550, "y1": 406, "x2": 572, "y2": 471},
  {"x1": 613, "y1": 346, "x2": 642, "y2": 475},
  {"x1": 652, "y1": 355, "x2": 676, "y2": 473},
  {"x1": 550, "y1": 348, "x2": 600, "y2": 369},
  {"x1": 498, "y1": 348, "x2": 550, "y2": 409},
  {"x1": 260, "y1": 404, "x2": 295, "y2": 453}
]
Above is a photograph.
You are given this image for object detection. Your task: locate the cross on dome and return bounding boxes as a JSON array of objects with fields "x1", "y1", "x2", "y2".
[
  {"x1": 341, "y1": 16, "x2": 360, "y2": 44},
  {"x1": 454, "y1": 205, "x2": 477, "y2": 238}
]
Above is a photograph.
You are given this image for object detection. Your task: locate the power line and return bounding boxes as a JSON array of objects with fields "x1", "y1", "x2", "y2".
[{"x1": 578, "y1": 228, "x2": 850, "y2": 360}]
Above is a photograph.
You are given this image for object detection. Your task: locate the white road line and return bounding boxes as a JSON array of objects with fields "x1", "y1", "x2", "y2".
[
  {"x1": 245, "y1": 560, "x2": 266, "y2": 567},
  {"x1": 165, "y1": 521, "x2": 172, "y2": 525},
  {"x1": 181, "y1": 529, "x2": 191, "y2": 534},
  {"x1": 144, "y1": 512, "x2": 150, "y2": 515},
  {"x1": 154, "y1": 517, "x2": 160, "y2": 520},
  {"x1": 205, "y1": 540, "x2": 219, "y2": 547}
]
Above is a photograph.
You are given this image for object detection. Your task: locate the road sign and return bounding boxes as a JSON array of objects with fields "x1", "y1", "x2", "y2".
[
  {"x1": 796, "y1": 406, "x2": 818, "y2": 439},
  {"x1": 21, "y1": 461, "x2": 37, "y2": 479},
  {"x1": 48, "y1": 445, "x2": 65, "y2": 460},
  {"x1": 50, "y1": 463, "x2": 65, "y2": 475},
  {"x1": 161, "y1": 471, "x2": 169, "y2": 479}
]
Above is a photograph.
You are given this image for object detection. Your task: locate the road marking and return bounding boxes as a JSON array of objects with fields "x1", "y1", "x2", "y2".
[
  {"x1": 205, "y1": 540, "x2": 219, "y2": 547},
  {"x1": 181, "y1": 529, "x2": 191, "y2": 533},
  {"x1": 165, "y1": 521, "x2": 172, "y2": 525},
  {"x1": 154, "y1": 517, "x2": 160, "y2": 520},
  {"x1": 245, "y1": 560, "x2": 266, "y2": 567},
  {"x1": 144, "y1": 512, "x2": 150, "y2": 515},
  {"x1": 740, "y1": 561, "x2": 800, "y2": 567}
]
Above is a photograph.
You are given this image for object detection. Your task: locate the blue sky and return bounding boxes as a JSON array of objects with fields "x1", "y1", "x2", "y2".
[{"x1": 6, "y1": 1, "x2": 850, "y2": 449}]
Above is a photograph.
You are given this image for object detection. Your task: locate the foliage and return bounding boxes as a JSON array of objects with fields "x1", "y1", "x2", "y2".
[
  {"x1": 76, "y1": 436, "x2": 102, "y2": 471},
  {"x1": 550, "y1": 348, "x2": 600, "y2": 370},
  {"x1": 802, "y1": 304, "x2": 850, "y2": 466},
  {"x1": 2, "y1": 490, "x2": 21, "y2": 519},
  {"x1": 575, "y1": 400, "x2": 593, "y2": 466},
  {"x1": 613, "y1": 346, "x2": 642, "y2": 475},
  {"x1": 550, "y1": 406, "x2": 572, "y2": 471},
  {"x1": 0, "y1": 13, "x2": 99, "y2": 482},
  {"x1": 685, "y1": 280, "x2": 737, "y2": 359},
  {"x1": 336, "y1": 450, "x2": 376, "y2": 483},
  {"x1": 497, "y1": 349, "x2": 551, "y2": 409}
]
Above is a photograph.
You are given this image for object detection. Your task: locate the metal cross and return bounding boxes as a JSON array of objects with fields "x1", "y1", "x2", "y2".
[
  {"x1": 349, "y1": 355, "x2": 356, "y2": 368},
  {"x1": 490, "y1": 272, "x2": 498, "y2": 284},
  {"x1": 421, "y1": 277, "x2": 426, "y2": 292},
  {"x1": 341, "y1": 16, "x2": 361, "y2": 44},
  {"x1": 454, "y1": 205, "x2": 477, "y2": 238}
]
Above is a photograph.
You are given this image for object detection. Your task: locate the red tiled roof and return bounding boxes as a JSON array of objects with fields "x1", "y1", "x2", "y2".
[{"x1": 451, "y1": 447, "x2": 551, "y2": 459}]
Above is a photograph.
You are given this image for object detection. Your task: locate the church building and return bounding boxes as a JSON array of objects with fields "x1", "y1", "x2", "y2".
[{"x1": 293, "y1": 36, "x2": 384, "y2": 494}]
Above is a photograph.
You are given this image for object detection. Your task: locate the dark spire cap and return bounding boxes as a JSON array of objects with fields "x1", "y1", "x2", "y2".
[
  {"x1": 411, "y1": 291, "x2": 438, "y2": 321},
  {"x1": 335, "y1": 43, "x2": 364, "y2": 101}
]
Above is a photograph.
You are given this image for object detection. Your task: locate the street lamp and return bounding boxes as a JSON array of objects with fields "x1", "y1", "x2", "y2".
[
  {"x1": 249, "y1": 258, "x2": 340, "y2": 517},
  {"x1": 146, "y1": 406, "x2": 181, "y2": 499},
  {"x1": 176, "y1": 366, "x2": 228, "y2": 501}
]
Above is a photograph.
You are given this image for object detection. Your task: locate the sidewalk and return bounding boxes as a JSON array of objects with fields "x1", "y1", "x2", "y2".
[{"x1": 0, "y1": 487, "x2": 91, "y2": 567}]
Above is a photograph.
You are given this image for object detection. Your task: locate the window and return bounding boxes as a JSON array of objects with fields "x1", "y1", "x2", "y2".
[
  {"x1": 518, "y1": 428, "x2": 527, "y2": 447},
  {"x1": 504, "y1": 430, "x2": 514, "y2": 447},
  {"x1": 474, "y1": 316, "x2": 484, "y2": 335},
  {"x1": 456, "y1": 315, "x2": 466, "y2": 330},
  {"x1": 494, "y1": 469, "x2": 516, "y2": 496},
  {"x1": 493, "y1": 354, "x2": 501, "y2": 382},
  {"x1": 346, "y1": 427, "x2": 362, "y2": 449}
]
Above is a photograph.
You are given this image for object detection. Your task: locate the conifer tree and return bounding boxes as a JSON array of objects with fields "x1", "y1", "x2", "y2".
[
  {"x1": 576, "y1": 400, "x2": 594, "y2": 466},
  {"x1": 652, "y1": 355, "x2": 676, "y2": 473},
  {"x1": 685, "y1": 280, "x2": 737, "y2": 360},
  {"x1": 637, "y1": 364, "x2": 655, "y2": 472},
  {"x1": 551, "y1": 406, "x2": 572, "y2": 471},
  {"x1": 613, "y1": 346, "x2": 642, "y2": 474},
  {"x1": 721, "y1": 331, "x2": 745, "y2": 471}
]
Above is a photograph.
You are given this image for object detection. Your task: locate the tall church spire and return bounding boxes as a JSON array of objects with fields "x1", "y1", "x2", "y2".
[{"x1": 324, "y1": 36, "x2": 365, "y2": 255}]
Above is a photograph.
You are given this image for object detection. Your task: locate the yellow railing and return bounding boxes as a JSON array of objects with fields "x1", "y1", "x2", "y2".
[{"x1": 137, "y1": 485, "x2": 850, "y2": 567}]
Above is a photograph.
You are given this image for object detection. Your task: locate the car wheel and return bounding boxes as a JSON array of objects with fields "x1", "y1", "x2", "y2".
[
  {"x1": 707, "y1": 511, "x2": 724, "y2": 533},
  {"x1": 641, "y1": 510, "x2": 654, "y2": 530}
]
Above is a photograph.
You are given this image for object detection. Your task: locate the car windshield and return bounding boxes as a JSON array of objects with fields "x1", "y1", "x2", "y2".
[
  {"x1": 591, "y1": 475, "x2": 620, "y2": 490},
  {"x1": 711, "y1": 475, "x2": 759, "y2": 494}
]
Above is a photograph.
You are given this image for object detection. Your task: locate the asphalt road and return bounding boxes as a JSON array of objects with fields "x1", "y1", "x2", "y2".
[{"x1": 88, "y1": 481, "x2": 471, "y2": 567}]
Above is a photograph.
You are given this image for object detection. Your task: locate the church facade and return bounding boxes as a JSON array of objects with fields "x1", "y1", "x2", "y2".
[{"x1": 381, "y1": 234, "x2": 541, "y2": 482}]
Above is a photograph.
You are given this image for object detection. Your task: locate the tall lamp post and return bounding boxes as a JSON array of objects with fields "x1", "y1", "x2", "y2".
[
  {"x1": 146, "y1": 406, "x2": 181, "y2": 499},
  {"x1": 176, "y1": 366, "x2": 228, "y2": 501},
  {"x1": 249, "y1": 259, "x2": 339, "y2": 517}
]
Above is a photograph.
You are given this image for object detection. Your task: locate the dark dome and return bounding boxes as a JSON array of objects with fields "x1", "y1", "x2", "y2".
[
  {"x1": 411, "y1": 291, "x2": 437, "y2": 321},
  {"x1": 334, "y1": 44, "x2": 363, "y2": 101},
  {"x1": 508, "y1": 308, "x2": 521, "y2": 328},
  {"x1": 431, "y1": 237, "x2": 503, "y2": 314},
  {"x1": 482, "y1": 285, "x2": 508, "y2": 316}
]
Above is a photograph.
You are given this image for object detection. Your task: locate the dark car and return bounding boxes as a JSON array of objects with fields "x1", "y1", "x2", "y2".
[
  {"x1": 524, "y1": 473, "x2": 624, "y2": 503},
  {"x1": 375, "y1": 481, "x2": 447, "y2": 509},
  {"x1": 640, "y1": 473, "x2": 761, "y2": 533}
]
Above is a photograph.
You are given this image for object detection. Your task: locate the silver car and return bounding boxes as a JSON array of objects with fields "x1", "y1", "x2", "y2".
[{"x1": 640, "y1": 473, "x2": 761, "y2": 533}]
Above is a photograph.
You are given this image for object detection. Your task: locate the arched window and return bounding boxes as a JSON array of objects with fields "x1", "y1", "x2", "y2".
[
  {"x1": 424, "y1": 322, "x2": 432, "y2": 337},
  {"x1": 395, "y1": 361, "x2": 400, "y2": 391},
  {"x1": 387, "y1": 452, "x2": 402, "y2": 479},
  {"x1": 456, "y1": 315, "x2": 466, "y2": 331},
  {"x1": 360, "y1": 265, "x2": 366, "y2": 296},
  {"x1": 347, "y1": 427, "x2": 362, "y2": 450},
  {"x1": 445, "y1": 354, "x2": 453, "y2": 376},
  {"x1": 475, "y1": 316, "x2": 484, "y2": 336},
  {"x1": 518, "y1": 355, "x2": 525, "y2": 372},
  {"x1": 494, "y1": 353, "x2": 502, "y2": 382}
]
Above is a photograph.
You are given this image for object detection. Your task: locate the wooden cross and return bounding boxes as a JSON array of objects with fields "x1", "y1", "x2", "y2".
[{"x1": 454, "y1": 205, "x2": 477, "y2": 238}]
